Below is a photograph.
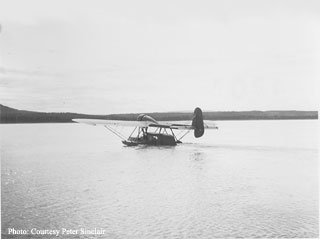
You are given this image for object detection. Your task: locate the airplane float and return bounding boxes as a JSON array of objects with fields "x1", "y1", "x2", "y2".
[{"x1": 73, "y1": 107, "x2": 218, "y2": 146}]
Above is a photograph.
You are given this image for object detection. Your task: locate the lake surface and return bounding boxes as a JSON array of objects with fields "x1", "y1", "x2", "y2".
[{"x1": 1, "y1": 120, "x2": 318, "y2": 238}]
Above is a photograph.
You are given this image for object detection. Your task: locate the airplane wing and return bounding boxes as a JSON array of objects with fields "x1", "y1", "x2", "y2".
[
  {"x1": 73, "y1": 119, "x2": 218, "y2": 129},
  {"x1": 72, "y1": 119, "x2": 151, "y2": 127}
]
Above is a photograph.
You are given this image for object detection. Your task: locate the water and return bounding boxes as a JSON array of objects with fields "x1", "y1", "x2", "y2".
[{"x1": 1, "y1": 120, "x2": 318, "y2": 238}]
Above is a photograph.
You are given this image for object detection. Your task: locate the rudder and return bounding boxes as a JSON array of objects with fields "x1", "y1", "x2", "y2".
[{"x1": 192, "y1": 107, "x2": 204, "y2": 138}]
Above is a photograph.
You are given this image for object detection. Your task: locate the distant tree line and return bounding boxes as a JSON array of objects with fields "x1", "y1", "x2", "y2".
[{"x1": 0, "y1": 104, "x2": 317, "y2": 124}]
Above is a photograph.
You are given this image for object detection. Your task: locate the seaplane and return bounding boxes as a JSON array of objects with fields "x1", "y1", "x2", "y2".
[{"x1": 73, "y1": 107, "x2": 218, "y2": 146}]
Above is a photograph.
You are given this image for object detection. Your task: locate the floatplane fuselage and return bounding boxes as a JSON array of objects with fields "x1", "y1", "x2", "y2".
[{"x1": 73, "y1": 107, "x2": 218, "y2": 146}]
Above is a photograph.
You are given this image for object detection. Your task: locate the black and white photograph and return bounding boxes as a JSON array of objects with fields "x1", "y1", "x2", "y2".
[{"x1": 1, "y1": 0, "x2": 319, "y2": 238}]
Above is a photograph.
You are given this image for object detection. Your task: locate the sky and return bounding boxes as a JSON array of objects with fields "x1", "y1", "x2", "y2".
[{"x1": 0, "y1": 0, "x2": 319, "y2": 114}]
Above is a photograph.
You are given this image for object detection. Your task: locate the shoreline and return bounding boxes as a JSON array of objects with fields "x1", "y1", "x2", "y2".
[{"x1": 0, "y1": 104, "x2": 318, "y2": 124}]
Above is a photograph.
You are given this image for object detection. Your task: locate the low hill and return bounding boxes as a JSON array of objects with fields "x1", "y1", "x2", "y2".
[
  {"x1": 0, "y1": 104, "x2": 317, "y2": 124},
  {"x1": 0, "y1": 105, "x2": 108, "y2": 123}
]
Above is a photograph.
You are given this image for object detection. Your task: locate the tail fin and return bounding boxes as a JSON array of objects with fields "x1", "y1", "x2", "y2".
[{"x1": 192, "y1": 107, "x2": 204, "y2": 138}]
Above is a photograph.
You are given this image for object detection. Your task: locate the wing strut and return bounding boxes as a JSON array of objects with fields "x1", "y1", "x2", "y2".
[
  {"x1": 178, "y1": 130, "x2": 190, "y2": 141},
  {"x1": 104, "y1": 125, "x2": 126, "y2": 140},
  {"x1": 129, "y1": 127, "x2": 137, "y2": 138}
]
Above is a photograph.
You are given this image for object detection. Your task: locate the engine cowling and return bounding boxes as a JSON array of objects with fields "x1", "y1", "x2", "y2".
[{"x1": 137, "y1": 114, "x2": 158, "y2": 124}]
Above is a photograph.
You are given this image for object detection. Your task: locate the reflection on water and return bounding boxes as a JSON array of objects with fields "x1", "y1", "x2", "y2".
[
  {"x1": 1, "y1": 121, "x2": 318, "y2": 238},
  {"x1": 190, "y1": 151, "x2": 205, "y2": 161}
]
